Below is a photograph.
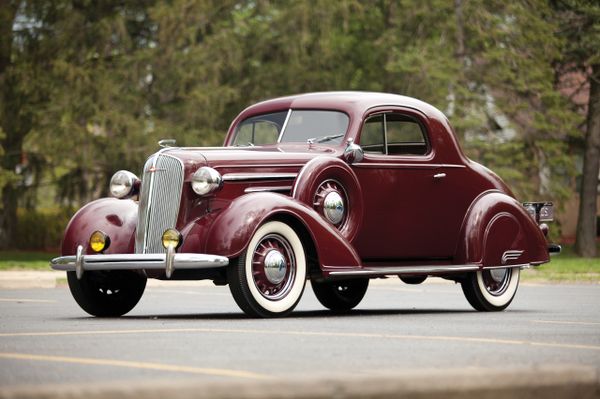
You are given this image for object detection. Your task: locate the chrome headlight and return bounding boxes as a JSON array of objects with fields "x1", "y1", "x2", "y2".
[
  {"x1": 191, "y1": 167, "x2": 222, "y2": 196},
  {"x1": 109, "y1": 170, "x2": 139, "y2": 198}
]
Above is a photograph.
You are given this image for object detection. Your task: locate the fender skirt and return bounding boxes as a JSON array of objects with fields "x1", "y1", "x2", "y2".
[{"x1": 455, "y1": 191, "x2": 549, "y2": 267}]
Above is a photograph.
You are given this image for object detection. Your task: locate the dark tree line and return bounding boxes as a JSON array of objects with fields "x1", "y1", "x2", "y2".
[{"x1": 0, "y1": 0, "x2": 598, "y2": 256}]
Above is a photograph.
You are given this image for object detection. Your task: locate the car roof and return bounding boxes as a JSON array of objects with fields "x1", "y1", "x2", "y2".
[{"x1": 236, "y1": 91, "x2": 446, "y2": 120}]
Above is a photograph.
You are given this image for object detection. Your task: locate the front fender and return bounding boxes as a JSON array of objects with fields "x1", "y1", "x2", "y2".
[
  {"x1": 455, "y1": 191, "x2": 548, "y2": 267},
  {"x1": 204, "y1": 192, "x2": 361, "y2": 269},
  {"x1": 61, "y1": 198, "x2": 138, "y2": 256}
]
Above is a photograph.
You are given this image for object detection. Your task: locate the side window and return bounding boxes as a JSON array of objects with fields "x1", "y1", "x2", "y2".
[
  {"x1": 385, "y1": 114, "x2": 427, "y2": 155},
  {"x1": 360, "y1": 114, "x2": 385, "y2": 154},
  {"x1": 359, "y1": 112, "x2": 428, "y2": 156}
]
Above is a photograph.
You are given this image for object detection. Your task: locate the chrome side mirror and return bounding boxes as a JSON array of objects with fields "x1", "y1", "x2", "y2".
[
  {"x1": 343, "y1": 138, "x2": 364, "y2": 164},
  {"x1": 158, "y1": 139, "x2": 177, "y2": 148}
]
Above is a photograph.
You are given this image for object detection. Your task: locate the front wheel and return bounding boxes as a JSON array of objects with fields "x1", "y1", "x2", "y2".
[
  {"x1": 227, "y1": 221, "x2": 307, "y2": 318},
  {"x1": 67, "y1": 270, "x2": 146, "y2": 317},
  {"x1": 311, "y1": 278, "x2": 369, "y2": 312},
  {"x1": 461, "y1": 267, "x2": 520, "y2": 311}
]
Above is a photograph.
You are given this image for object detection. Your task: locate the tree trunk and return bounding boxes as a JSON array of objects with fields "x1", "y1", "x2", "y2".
[
  {"x1": 0, "y1": 1, "x2": 18, "y2": 249},
  {"x1": 575, "y1": 65, "x2": 600, "y2": 257}
]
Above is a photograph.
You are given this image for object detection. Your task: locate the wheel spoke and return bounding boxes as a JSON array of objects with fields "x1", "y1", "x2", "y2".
[{"x1": 250, "y1": 233, "x2": 296, "y2": 301}]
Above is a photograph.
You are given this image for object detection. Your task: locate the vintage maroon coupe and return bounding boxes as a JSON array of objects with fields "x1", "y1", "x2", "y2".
[{"x1": 51, "y1": 92, "x2": 560, "y2": 317}]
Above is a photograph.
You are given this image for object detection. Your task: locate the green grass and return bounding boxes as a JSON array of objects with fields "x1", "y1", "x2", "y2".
[
  {"x1": 521, "y1": 244, "x2": 599, "y2": 283},
  {"x1": 0, "y1": 251, "x2": 57, "y2": 270}
]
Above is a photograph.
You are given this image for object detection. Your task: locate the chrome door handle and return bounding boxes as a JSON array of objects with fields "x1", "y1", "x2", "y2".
[{"x1": 433, "y1": 173, "x2": 446, "y2": 179}]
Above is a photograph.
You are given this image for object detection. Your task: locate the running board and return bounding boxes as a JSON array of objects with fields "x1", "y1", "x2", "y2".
[{"x1": 327, "y1": 264, "x2": 480, "y2": 277}]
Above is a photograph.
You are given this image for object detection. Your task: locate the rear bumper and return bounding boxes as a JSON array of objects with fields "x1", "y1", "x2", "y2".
[
  {"x1": 50, "y1": 245, "x2": 229, "y2": 279},
  {"x1": 548, "y1": 243, "x2": 561, "y2": 256}
]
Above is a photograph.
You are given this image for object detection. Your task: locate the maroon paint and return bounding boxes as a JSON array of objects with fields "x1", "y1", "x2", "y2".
[
  {"x1": 455, "y1": 191, "x2": 549, "y2": 266},
  {"x1": 60, "y1": 92, "x2": 552, "y2": 277},
  {"x1": 204, "y1": 192, "x2": 362, "y2": 268},
  {"x1": 61, "y1": 198, "x2": 137, "y2": 256}
]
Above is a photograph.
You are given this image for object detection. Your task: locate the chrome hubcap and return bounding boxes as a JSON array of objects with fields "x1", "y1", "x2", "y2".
[
  {"x1": 251, "y1": 233, "x2": 296, "y2": 300},
  {"x1": 483, "y1": 268, "x2": 512, "y2": 296},
  {"x1": 489, "y1": 268, "x2": 507, "y2": 283},
  {"x1": 314, "y1": 180, "x2": 348, "y2": 227},
  {"x1": 264, "y1": 250, "x2": 287, "y2": 284},
  {"x1": 323, "y1": 191, "x2": 345, "y2": 225}
]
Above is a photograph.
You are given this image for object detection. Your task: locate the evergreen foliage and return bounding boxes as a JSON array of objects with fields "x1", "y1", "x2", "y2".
[{"x1": 0, "y1": 0, "x2": 595, "y2": 251}]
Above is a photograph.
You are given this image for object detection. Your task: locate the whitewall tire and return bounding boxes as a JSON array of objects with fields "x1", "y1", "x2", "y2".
[
  {"x1": 228, "y1": 221, "x2": 307, "y2": 317},
  {"x1": 461, "y1": 267, "x2": 520, "y2": 311}
]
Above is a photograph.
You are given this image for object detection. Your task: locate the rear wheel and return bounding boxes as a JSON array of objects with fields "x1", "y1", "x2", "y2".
[
  {"x1": 67, "y1": 270, "x2": 146, "y2": 317},
  {"x1": 311, "y1": 278, "x2": 369, "y2": 312},
  {"x1": 227, "y1": 221, "x2": 307, "y2": 318},
  {"x1": 461, "y1": 267, "x2": 520, "y2": 311}
]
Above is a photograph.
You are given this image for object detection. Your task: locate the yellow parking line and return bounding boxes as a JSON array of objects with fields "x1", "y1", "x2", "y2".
[
  {"x1": 0, "y1": 298, "x2": 56, "y2": 303},
  {"x1": 1, "y1": 327, "x2": 599, "y2": 352},
  {"x1": 532, "y1": 320, "x2": 600, "y2": 326},
  {"x1": 0, "y1": 352, "x2": 266, "y2": 380}
]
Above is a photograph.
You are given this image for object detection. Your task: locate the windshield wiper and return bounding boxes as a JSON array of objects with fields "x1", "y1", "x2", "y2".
[{"x1": 307, "y1": 134, "x2": 344, "y2": 144}]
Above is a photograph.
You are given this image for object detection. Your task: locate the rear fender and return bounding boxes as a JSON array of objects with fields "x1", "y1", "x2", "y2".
[
  {"x1": 61, "y1": 198, "x2": 138, "y2": 256},
  {"x1": 204, "y1": 192, "x2": 361, "y2": 269},
  {"x1": 455, "y1": 191, "x2": 548, "y2": 267}
]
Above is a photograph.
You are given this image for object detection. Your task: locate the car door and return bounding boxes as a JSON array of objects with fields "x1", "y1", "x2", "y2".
[{"x1": 352, "y1": 108, "x2": 461, "y2": 262}]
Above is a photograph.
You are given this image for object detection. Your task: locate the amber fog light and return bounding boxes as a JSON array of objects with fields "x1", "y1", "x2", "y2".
[
  {"x1": 162, "y1": 229, "x2": 183, "y2": 249},
  {"x1": 89, "y1": 230, "x2": 110, "y2": 253}
]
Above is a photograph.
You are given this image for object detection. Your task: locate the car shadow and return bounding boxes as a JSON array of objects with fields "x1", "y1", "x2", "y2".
[{"x1": 63, "y1": 307, "x2": 533, "y2": 321}]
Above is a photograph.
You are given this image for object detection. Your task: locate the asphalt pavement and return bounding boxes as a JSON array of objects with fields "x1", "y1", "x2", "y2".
[{"x1": 0, "y1": 276, "x2": 599, "y2": 396}]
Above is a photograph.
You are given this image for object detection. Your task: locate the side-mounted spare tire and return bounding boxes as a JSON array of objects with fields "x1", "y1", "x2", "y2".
[{"x1": 292, "y1": 157, "x2": 363, "y2": 242}]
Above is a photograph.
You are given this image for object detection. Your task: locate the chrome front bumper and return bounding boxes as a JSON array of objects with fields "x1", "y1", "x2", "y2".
[{"x1": 50, "y1": 245, "x2": 229, "y2": 279}]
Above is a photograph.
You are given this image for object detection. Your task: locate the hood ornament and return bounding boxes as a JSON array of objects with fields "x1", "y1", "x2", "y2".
[{"x1": 158, "y1": 139, "x2": 177, "y2": 148}]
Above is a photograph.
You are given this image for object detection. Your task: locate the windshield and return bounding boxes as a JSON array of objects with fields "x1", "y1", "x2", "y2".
[{"x1": 232, "y1": 110, "x2": 349, "y2": 146}]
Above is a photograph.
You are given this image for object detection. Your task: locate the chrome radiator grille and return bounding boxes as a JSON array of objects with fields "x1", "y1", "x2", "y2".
[{"x1": 135, "y1": 154, "x2": 184, "y2": 254}]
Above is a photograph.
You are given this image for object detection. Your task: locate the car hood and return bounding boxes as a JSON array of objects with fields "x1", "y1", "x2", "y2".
[{"x1": 156, "y1": 144, "x2": 340, "y2": 179}]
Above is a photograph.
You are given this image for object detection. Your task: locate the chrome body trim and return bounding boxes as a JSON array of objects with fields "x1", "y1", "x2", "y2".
[
  {"x1": 276, "y1": 109, "x2": 292, "y2": 143},
  {"x1": 501, "y1": 250, "x2": 524, "y2": 265},
  {"x1": 222, "y1": 173, "x2": 298, "y2": 182},
  {"x1": 328, "y1": 264, "x2": 480, "y2": 276},
  {"x1": 484, "y1": 263, "x2": 527, "y2": 270},
  {"x1": 165, "y1": 246, "x2": 175, "y2": 278},
  {"x1": 75, "y1": 245, "x2": 84, "y2": 279},
  {"x1": 50, "y1": 253, "x2": 229, "y2": 273},
  {"x1": 244, "y1": 186, "x2": 293, "y2": 193}
]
